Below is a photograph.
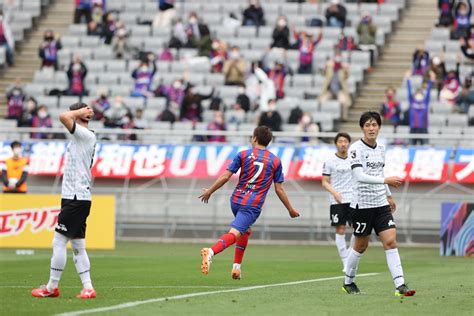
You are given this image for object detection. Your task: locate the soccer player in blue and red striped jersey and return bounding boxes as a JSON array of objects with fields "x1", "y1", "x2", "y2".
[{"x1": 198, "y1": 126, "x2": 300, "y2": 279}]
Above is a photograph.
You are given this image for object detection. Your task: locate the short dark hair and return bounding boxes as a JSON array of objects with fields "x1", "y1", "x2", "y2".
[
  {"x1": 10, "y1": 141, "x2": 21, "y2": 149},
  {"x1": 69, "y1": 102, "x2": 88, "y2": 111},
  {"x1": 334, "y1": 132, "x2": 351, "y2": 144},
  {"x1": 359, "y1": 111, "x2": 382, "y2": 128},
  {"x1": 253, "y1": 126, "x2": 273, "y2": 147}
]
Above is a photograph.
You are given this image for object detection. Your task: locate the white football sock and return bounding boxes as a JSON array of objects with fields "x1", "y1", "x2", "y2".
[
  {"x1": 385, "y1": 248, "x2": 405, "y2": 288},
  {"x1": 349, "y1": 234, "x2": 355, "y2": 250},
  {"x1": 233, "y1": 263, "x2": 241, "y2": 270},
  {"x1": 47, "y1": 232, "x2": 69, "y2": 291},
  {"x1": 335, "y1": 233, "x2": 348, "y2": 267},
  {"x1": 71, "y1": 239, "x2": 93, "y2": 290},
  {"x1": 344, "y1": 248, "x2": 362, "y2": 285}
]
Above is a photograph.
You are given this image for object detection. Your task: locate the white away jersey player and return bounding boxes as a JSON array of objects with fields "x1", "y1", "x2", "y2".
[
  {"x1": 61, "y1": 123, "x2": 96, "y2": 201},
  {"x1": 322, "y1": 154, "x2": 354, "y2": 205},
  {"x1": 348, "y1": 139, "x2": 388, "y2": 209}
]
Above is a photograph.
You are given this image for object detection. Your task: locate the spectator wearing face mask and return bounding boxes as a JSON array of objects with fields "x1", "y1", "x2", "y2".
[
  {"x1": 412, "y1": 47, "x2": 430, "y2": 76},
  {"x1": 180, "y1": 84, "x2": 214, "y2": 122},
  {"x1": 268, "y1": 61, "x2": 288, "y2": 99},
  {"x1": 236, "y1": 83, "x2": 251, "y2": 112},
  {"x1": 242, "y1": 0, "x2": 265, "y2": 27},
  {"x1": 19, "y1": 97, "x2": 37, "y2": 127},
  {"x1": 223, "y1": 46, "x2": 247, "y2": 86},
  {"x1": 438, "y1": 0, "x2": 455, "y2": 26},
  {"x1": 439, "y1": 66, "x2": 461, "y2": 107},
  {"x1": 101, "y1": 12, "x2": 117, "y2": 45},
  {"x1": 91, "y1": 0, "x2": 105, "y2": 24},
  {"x1": 425, "y1": 55, "x2": 446, "y2": 96},
  {"x1": 185, "y1": 12, "x2": 211, "y2": 50},
  {"x1": 207, "y1": 111, "x2": 227, "y2": 142},
  {"x1": 319, "y1": 52, "x2": 352, "y2": 120},
  {"x1": 451, "y1": 1, "x2": 472, "y2": 39},
  {"x1": 406, "y1": 71, "x2": 435, "y2": 145},
  {"x1": 31, "y1": 105, "x2": 53, "y2": 139},
  {"x1": 0, "y1": 10, "x2": 14, "y2": 66},
  {"x1": 210, "y1": 39, "x2": 228, "y2": 73},
  {"x1": 357, "y1": 12, "x2": 377, "y2": 67},
  {"x1": 67, "y1": 55, "x2": 88, "y2": 96},
  {"x1": 90, "y1": 87, "x2": 110, "y2": 121},
  {"x1": 258, "y1": 99, "x2": 282, "y2": 132},
  {"x1": 1, "y1": 141, "x2": 28, "y2": 194},
  {"x1": 39, "y1": 30, "x2": 62, "y2": 70},
  {"x1": 271, "y1": 16, "x2": 290, "y2": 50},
  {"x1": 112, "y1": 23, "x2": 132, "y2": 59},
  {"x1": 293, "y1": 28, "x2": 323, "y2": 74},
  {"x1": 131, "y1": 54, "x2": 157, "y2": 98},
  {"x1": 104, "y1": 96, "x2": 130, "y2": 128},
  {"x1": 169, "y1": 18, "x2": 188, "y2": 48},
  {"x1": 296, "y1": 112, "x2": 319, "y2": 143},
  {"x1": 153, "y1": 0, "x2": 176, "y2": 28},
  {"x1": 337, "y1": 31, "x2": 358, "y2": 51},
  {"x1": 325, "y1": 0, "x2": 347, "y2": 28},
  {"x1": 6, "y1": 78, "x2": 25, "y2": 122},
  {"x1": 156, "y1": 78, "x2": 186, "y2": 106},
  {"x1": 74, "y1": 0, "x2": 93, "y2": 24},
  {"x1": 380, "y1": 86, "x2": 402, "y2": 131}
]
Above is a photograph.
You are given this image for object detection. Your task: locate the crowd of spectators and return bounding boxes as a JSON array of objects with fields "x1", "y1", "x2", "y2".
[{"x1": 10, "y1": 0, "x2": 471, "y2": 145}]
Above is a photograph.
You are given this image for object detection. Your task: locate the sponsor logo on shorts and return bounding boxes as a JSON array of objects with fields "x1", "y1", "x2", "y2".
[
  {"x1": 388, "y1": 219, "x2": 396, "y2": 227},
  {"x1": 55, "y1": 223, "x2": 68, "y2": 232}
]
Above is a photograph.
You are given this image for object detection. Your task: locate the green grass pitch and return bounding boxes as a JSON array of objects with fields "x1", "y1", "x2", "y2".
[{"x1": 0, "y1": 242, "x2": 473, "y2": 315}]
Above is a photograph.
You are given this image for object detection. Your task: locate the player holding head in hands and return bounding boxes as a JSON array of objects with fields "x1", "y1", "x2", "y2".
[
  {"x1": 342, "y1": 111, "x2": 415, "y2": 296},
  {"x1": 32, "y1": 103, "x2": 97, "y2": 299},
  {"x1": 199, "y1": 126, "x2": 300, "y2": 279},
  {"x1": 322, "y1": 132, "x2": 355, "y2": 272}
]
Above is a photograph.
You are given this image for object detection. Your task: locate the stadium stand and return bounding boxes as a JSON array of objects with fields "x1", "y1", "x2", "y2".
[
  {"x1": 1, "y1": 0, "x2": 412, "y2": 142},
  {"x1": 1, "y1": 0, "x2": 472, "y2": 145}
]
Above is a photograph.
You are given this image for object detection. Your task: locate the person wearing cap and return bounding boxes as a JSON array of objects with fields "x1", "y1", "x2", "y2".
[
  {"x1": 2, "y1": 141, "x2": 28, "y2": 193},
  {"x1": 325, "y1": 0, "x2": 347, "y2": 28}
]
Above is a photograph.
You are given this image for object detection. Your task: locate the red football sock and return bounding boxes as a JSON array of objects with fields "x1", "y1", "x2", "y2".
[
  {"x1": 234, "y1": 231, "x2": 251, "y2": 264},
  {"x1": 210, "y1": 233, "x2": 237, "y2": 255}
]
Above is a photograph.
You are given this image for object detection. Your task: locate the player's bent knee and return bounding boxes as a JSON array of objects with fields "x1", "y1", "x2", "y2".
[
  {"x1": 383, "y1": 239, "x2": 397, "y2": 249},
  {"x1": 246, "y1": 228, "x2": 252, "y2": 236}
]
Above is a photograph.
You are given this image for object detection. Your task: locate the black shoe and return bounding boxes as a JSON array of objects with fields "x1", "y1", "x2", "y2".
[
  {"x1": 395, "y1": 284, "x2": 416, "y2": 296},
  {"x1": 342, "y1": 282, "x2": 360, "y2": 294}
]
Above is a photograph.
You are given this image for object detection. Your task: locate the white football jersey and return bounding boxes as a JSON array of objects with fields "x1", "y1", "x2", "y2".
[
  {"x1": 61, "y1": 123, "x2": 96, "y2": 201},
  {"x1": 322, "y1": 153, "x2": 354, "y2": 205},
  {"x1": 348, "y1": 139, "x2": 388, "y2": 209}
]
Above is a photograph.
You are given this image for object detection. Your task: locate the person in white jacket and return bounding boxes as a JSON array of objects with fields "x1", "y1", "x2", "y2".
[
  {"x1": 0, "y1": 10, "x2": 14, "y2": 66},
  {"x1": 254, "y1": 66, "x2": 276, "y2": 112}
]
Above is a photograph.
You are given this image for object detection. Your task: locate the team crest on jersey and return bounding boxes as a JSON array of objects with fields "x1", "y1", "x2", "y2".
[{"x1": 350, "y1": 151, "x2": 356, "y2": 159}]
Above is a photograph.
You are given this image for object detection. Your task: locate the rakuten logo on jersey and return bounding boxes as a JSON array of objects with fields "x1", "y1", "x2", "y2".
[{"x1": 366, "y1": 161, "x2": 384, "y2": 169}]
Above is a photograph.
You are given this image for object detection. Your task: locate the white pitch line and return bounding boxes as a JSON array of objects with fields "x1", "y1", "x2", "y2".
[
  {"x1": 0, "y1": 285, "x2": 237, "y2": 289},
  {"x1": 57, "y1": 273, "x2": 380, "y2": 316}
]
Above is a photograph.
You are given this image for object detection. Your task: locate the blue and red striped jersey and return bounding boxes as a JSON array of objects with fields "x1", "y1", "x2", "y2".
[{"x1": 227, "y1": 148, "x2": 284, "y2": 209}]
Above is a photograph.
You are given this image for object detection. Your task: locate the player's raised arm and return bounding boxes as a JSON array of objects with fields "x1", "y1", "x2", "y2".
[
  {"x1": 59, "y1": 105, "x2": 94, "y2": 133},
  {"x1": 274, "y1": 182, "x2": 300, "y2": 218},
  {"x1": 198, "y1": 170, "x2": 233, "y2": 203}
]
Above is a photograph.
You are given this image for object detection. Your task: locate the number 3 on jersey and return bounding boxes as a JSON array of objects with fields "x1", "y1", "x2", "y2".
[{"x1": 248, "y1": 161, "x2": 264, "y2": 183}]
